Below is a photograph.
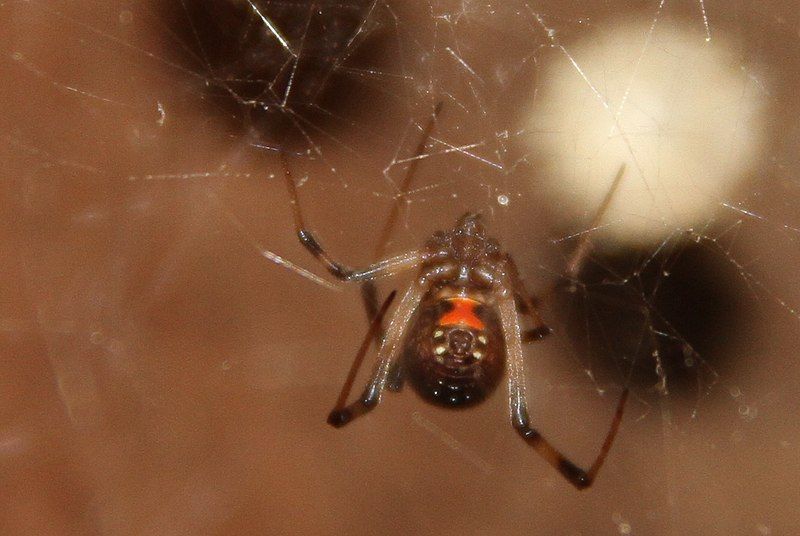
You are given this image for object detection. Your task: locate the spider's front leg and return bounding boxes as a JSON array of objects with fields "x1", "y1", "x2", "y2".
[
  {"x1": 516, "y1": 163, "x2": 629, "y2": 344},
  {"x1": 281, "y1": 152, "x2": 422, "y2": 282}
]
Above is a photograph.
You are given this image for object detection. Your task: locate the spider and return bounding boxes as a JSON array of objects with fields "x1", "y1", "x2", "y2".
[{"x1": 280, "y1": 108, "x2": 629, "y2": 490}]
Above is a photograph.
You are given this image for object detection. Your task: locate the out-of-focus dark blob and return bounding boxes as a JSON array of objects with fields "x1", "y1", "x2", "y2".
[
  {"x1": 556, "y1": 242, "x2": 748, "y2": 398},
  {"x1": 158, "y1": 0, "x2": 390, "y2": 147}
]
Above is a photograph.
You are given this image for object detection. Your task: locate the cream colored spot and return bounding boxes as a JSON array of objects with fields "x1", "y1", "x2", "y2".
[
  {"x1": 524, "y1": 18, "x2": 767, "y2": 247},
  {"x1": 477, "y1": 335, "x2": 488, "y2": 345},
  {"x1": 472, "y1": 351, "x2": 483, "y2": 360},
  {"x1": 433, "y1": 330, "x2": 445, "y2": 339},
  {"x1": 434, "y1": 346, "x2": 447, "y2": 355}
]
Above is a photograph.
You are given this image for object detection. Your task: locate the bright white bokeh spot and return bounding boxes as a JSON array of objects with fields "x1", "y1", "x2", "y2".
[{"x1": 525, "y1": 17, "x2": 768, "y2": 246}]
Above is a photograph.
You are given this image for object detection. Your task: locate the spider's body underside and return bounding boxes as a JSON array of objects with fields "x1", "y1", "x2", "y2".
[
  {"x1": 279, "y1": 110, "x2": 629, "y2": 490},
  {"x1": 401, "y1": 214, "x2": 508, "y2": 408}
]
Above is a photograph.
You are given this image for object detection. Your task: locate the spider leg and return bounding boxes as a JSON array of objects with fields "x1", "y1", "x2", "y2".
[
  {"x1": 562, "y1": 163, "x2": 627, "y2": 281},
  {"x1": 502, "y1": 256, "x2": 553, "y2": 343},
  {"x1": 385, "y1": 362, "x2": 405, "y2": 392},
  {"x1": 328, "y1": 279, "x2": 426, "y2": 427},
  {"x1": 497, "y1": 295, "x2": 629, "y2": 490},
  {"x1": 361, "y1": 283, "x2": 404, "y2": 392},
  {"x1": 329, "y1": 290, "x2": 397, "y2": 423},
  {"x1": 516, "y1": 164, "x2": 628, "y2": 343},
  {"x1": 281, "y1": 152, "x2": 422, "y2": 282},
  {"x1": 360, "y1": 103, "x2": 443, "y2": 363}
]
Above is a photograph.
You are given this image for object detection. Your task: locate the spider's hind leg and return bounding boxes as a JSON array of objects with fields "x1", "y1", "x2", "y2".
[
  {"x1": 497, "y1": 295, "x2": 628, "y2": 489},
  {"x1": 328, "y1": 280, "x2": 425, "y2": 427},
  {"x1": 385, "y1": 362, "x2": 405, "y2": 392},
  {"x1": 361, "y1": 278, "x2": 405, "y2": 392}
]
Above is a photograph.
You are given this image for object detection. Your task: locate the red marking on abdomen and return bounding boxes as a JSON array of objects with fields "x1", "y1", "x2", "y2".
[{"x1": 439, "y1": 297, "x2": 485, "y2": 330}]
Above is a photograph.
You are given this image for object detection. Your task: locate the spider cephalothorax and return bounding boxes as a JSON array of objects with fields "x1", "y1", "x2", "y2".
[{"x1": 420, "y1": 213, "x2": 504, "y2": 289}]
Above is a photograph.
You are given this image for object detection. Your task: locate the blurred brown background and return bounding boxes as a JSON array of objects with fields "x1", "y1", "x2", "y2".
[{"x1": 2, "y1": 1, "x2": 800, "y2": 534}]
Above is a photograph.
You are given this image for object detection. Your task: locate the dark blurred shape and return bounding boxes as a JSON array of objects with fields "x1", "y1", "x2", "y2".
[
  {"x1": 158, "y1": 0, "x2": 391, "y2": 148},
  {"x1": 556, "y1": 239, "x2": 747, "y2": 397}
]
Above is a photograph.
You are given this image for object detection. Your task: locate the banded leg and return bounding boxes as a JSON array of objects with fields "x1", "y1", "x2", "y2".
[
  {"x1": 361, "y1": 103, "x2": 444, "y2": 390},
  {"x1": 520, "y1": 163, "x2": 628, "y2": 342},
  {"x1": 562, "y1": 163, "x2": 627, "y2": 281},
  {"x1": 328, "y1": 279, "x2": 426, "y2": 427},
  {"x1": 281, "y1": 152, "x2": 422, "y2": 282},
  {"x1": 361, "y1": 101, "x2": 442, "y2": 392},
  {"x1": 497, "y1": 295, "x2": 628, "y2": 490},
  {"x1": 328, "y1": 290, "x2": 396, "y2": 425},
  {"x1": 361, "y1": 285, "x2": 405, "y2": 392},
  {"x1": 503, "y1": 256, "x2": 553, "y2": 343}
]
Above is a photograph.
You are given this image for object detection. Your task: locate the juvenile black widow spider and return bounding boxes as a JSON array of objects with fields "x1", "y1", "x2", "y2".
[{"x1": 281, "y1": 105, "x2": 629, "y2": 490}]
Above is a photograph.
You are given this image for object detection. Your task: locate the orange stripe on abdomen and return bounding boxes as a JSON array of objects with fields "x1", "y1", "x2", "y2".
[{"x1": 439, "y1": 297, "x2": 485, "y2": 330}]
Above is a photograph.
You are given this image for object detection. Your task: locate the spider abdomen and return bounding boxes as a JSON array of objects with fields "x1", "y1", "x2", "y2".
[{"x1": 402, "y1": 293, "x2": 506, "y2": 407}]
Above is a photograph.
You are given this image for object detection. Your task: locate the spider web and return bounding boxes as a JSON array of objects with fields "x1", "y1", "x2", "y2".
[{"x1": 3, "y1": 0, "x2": 800, "y2": 534}]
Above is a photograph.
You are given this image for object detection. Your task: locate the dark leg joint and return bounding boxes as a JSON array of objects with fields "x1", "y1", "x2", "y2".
[
  {"x1": 516, "y1": 425, "x2": 541, "y2": 444},
  {"x1": 514, "y1": 421, "x2": 594, "y2": 490},
  {"x1": 327, "y1": 396, "x2": 376, "y2": 428},
  {"x1": 298, "y1": 230, "x2": 323, "y2": 255},
  {"x1": 327, "y1": 408, "x2": 353, "y2": 428},
  {"x1": 329, "y1": 265, "x2": 352, "y2": 280},
  {"x1": 524, "y1": 430, "x2": 540, "y2": 444},
  {"x1": 559, "y1": 459, "x2": 591, "y2": 490},
  {"x1": 297, "y1": 230, "x2": 352, "y2": 280}
]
